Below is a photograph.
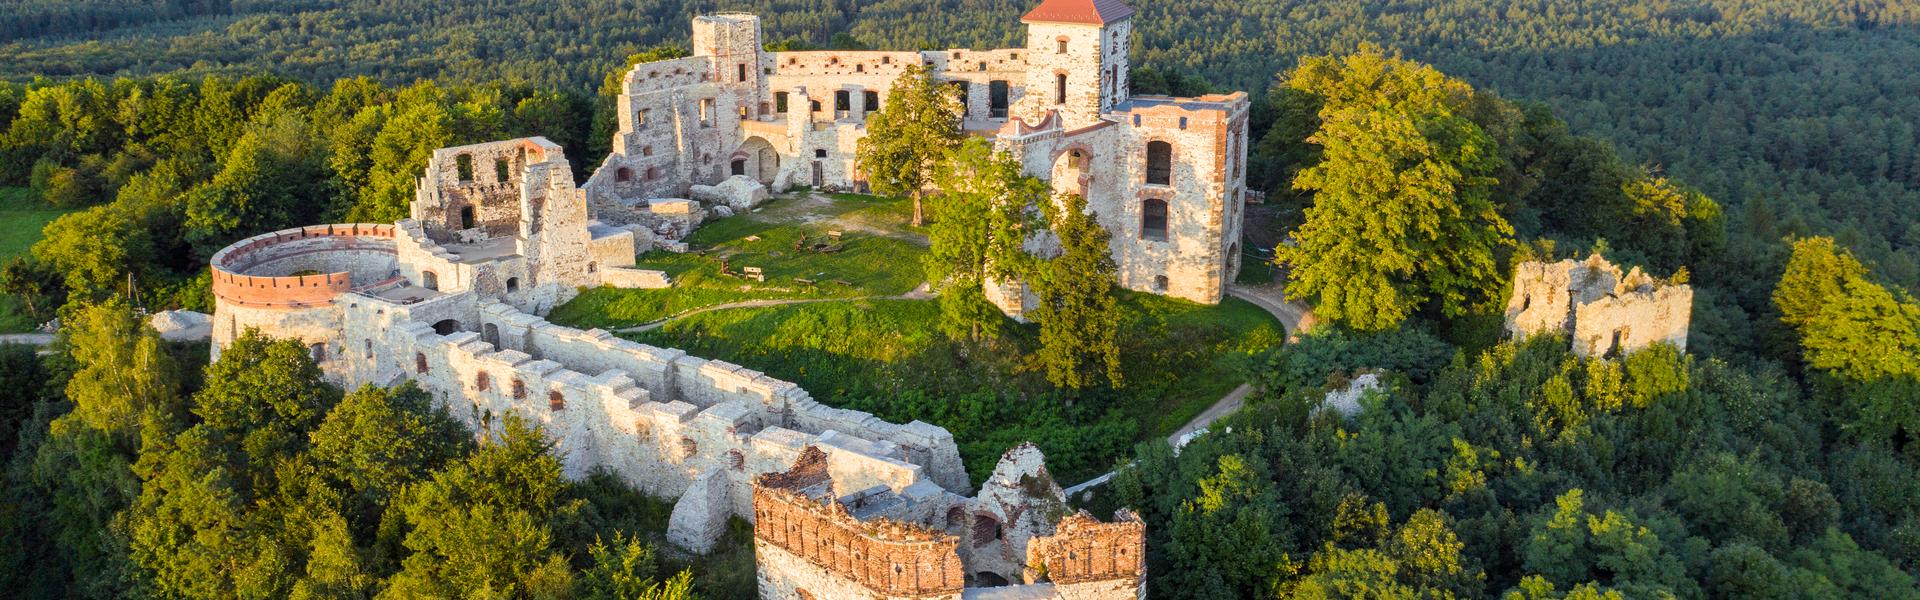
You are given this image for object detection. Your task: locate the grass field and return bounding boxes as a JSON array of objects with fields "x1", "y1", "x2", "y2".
[
  {"x1": 0, "y1": 187, "x2": 71, "y2": 332},
  {"x1": 624, "y1": 293, "x2": 1285, "y2": 485},
  {"x1": 548, "y1": 192, "x2": 928, "y2": 329},
  {"x1": 0, "y1": 187, "x2": 67, "y2": 261}
]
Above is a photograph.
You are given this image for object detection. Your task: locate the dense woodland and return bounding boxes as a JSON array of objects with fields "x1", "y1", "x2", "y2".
[{"x1": 1, "y1": 0, "x2": 1918, "y2": 598}]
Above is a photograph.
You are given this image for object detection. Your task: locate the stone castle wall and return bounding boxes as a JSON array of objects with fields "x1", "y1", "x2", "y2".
[{"x1": 580, "y1": 9, "x2": 1245, "y2": 305}]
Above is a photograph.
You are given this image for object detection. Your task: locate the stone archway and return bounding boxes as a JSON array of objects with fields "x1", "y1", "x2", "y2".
[
  {"x1": 733, "y1": 136, "x2": 778, "y2": 185},
  {"x1": 1050, "y1": 144, "x2": 1093, "y2": 198}
]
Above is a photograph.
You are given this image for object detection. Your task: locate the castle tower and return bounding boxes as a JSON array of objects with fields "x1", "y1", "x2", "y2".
[
  {"x1": 692, "y1": 13, "x2": 765, "y2": 98},
  {"x1": 1015, "y1": 0, "x2": 1135, "y2": 129}
]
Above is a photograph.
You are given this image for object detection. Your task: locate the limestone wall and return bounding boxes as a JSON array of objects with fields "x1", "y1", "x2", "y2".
[
  {"x1": 1505, "y1": 255, "x2": 1693, "y2": 357},
  {"x1": 414, "y1": 139, "x2": 562, "y2": 241}
]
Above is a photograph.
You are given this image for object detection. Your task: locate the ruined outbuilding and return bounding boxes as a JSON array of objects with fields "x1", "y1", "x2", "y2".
[
  {"x1": 1505, "y1": 254, "x2": 1693, "y2": 357},
  {"x1": 753, "y1": 444, "x2": 1146, "y2": 599}
]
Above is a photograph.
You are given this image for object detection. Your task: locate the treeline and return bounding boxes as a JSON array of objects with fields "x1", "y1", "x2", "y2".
[
  {"x1": 7, "y1": 0, "x2": 1914, "y2": 298},
  {"x1": 0, "y1": 73, "x2": 611, "y2": 322},
  {"x1": 0, "y1": 303, "x2": 734, "y2": 598},
  {"x1": 0, "y1": 0, "x2": 232, "y2": 42},
  {"x1": 1096, "y1": 46, "x2": 1920, "y2": 598}
]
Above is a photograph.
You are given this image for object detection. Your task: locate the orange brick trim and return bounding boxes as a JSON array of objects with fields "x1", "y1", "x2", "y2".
[{"x1": 210, "y1": 224, "x2": 397, "y2": 309}]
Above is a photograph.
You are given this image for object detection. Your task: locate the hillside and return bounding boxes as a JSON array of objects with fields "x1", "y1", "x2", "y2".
[{"x1": 5, "y1": 0, "x2": 1919, "y2": 293}]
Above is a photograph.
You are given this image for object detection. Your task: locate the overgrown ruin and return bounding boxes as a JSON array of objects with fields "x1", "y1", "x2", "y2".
[{"x1": 1505, "y1": 254, "x2": 1694, "y2": 357}]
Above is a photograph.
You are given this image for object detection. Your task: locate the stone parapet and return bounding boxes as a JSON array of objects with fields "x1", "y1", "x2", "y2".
[{"x1": 210, "y1": 223, "x2": 398, "y2": 309}]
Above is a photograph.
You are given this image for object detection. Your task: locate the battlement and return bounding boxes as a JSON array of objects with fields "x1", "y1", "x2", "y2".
[
  {"x1": 1026, "y1": 510, "x2": 1146, "y2": 585},
  {"x1": 210, "y1": 224, "x2": 399, "y2": 309},
  {"x1": 754, "y1": 447, "x2": 968, "y2": 597},
  {"x1": 624, "y1": 56, "x2": 716, "y2": 95}
]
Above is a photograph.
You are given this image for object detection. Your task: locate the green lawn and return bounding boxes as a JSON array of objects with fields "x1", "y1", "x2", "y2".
[
  {"x1": 548, "y1": 193, "x2": 927, "y2": 329},
  {"x1": 623, "y1": 293, "x2": 1284, "y2": 485},
  {"x1": 0, "y1": 187, "x2": 68, "y2": 261},
  {"x1": 0, "y1": 187, "x2": 71, "y2": 332}
]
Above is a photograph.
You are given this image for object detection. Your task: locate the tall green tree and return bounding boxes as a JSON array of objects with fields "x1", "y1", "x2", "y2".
[
  {"x1": 1275, "y1": 47, "x2": 1512, "y2": 331},
  {"x1": 1031, "y1": 192, "x2": 1123, "y2": 390},
  {"x1": 926, "y1": 137, "x2": 1044, "y2": 341},
  {"x1": 856, "y1": 64, "x2": 963, "y2": 227},
  {"x1": 31, "y1": 299, "x2": 183, "y2": 598}
]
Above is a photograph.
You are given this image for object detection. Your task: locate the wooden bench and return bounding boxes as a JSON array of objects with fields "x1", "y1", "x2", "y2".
[
  {"x1": 742, "y1": 266, "x2": 765, "y2": 282},
  {"x1": 794, "y1": 278, "x2": 815, "y2": 286}
]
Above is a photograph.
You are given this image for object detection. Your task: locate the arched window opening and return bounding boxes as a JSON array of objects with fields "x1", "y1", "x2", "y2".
[
  {"x1": 1056, "y1": 37, "x2": 1069, "y2": 54},
  {"x1": 476, "y1": 371, "x2": 491, "y2": 392},
  {"x1": 1141, "y1": 198, "x2": 1169, "y2": 242},
  {"x1": 549, "y1": 390, "x2": 566, "y2": 411},
  {"x1": 511, "y1": 378, "x2": 526, "y2": 399},
  {"x1": 416, "y1": 352, "x2": 429, "y2": 373},
  {"x1": 972, "y1": 514, "x2": 1002, "y2": 547},
  {"x1": 726, "y1": 450, "x2": 744, "y2": 471},
  {"x1": 309, "y1": 343, "x2": 326, "y2": 363},
  {"x1": 506, "y1": 277, "x2": 519, "y2": 293},
  {"x1": 422, "y1": 271, "x2": 440, "y2": 291},
  {"x1": 946, "y1": 506, "x2": 967, "y2": 529},
  {"x1": 615, "y1": 167, "x2": 632, "y2": 182},
  {"x1": 455, "y1": 153, "x2": 474, "y2": 182},
  {"x1": 1154, "y1": 274, "x2": 1169, "y2": 291},
  {"x1": 1054, "y1": 73, "x2": 1067, "y2": 104},
  {"x1": 1145, "y1": 141, "x2": 1172, "y2": 185},
  {"x1": 731, "y1": 159, "x2": 746, "y2": 176},
  {"x1": 431, "y1": 319, "x2": 458, "y2": 335}
]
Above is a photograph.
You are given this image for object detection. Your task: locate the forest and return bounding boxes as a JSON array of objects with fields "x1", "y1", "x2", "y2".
[{"x1": 0, "y1": 0, "x2": 1918, "y2": 598}]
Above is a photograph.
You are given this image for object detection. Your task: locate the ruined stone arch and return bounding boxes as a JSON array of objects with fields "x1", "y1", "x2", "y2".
[
  {"x1": 733, "y1": 136, "x2": 779, "y2": 185},
  {"x1": 431, "y1": 319, "x2": 459, "y2": 335},
  {"x1": 1050, "y1": 143, "x2": 1094, "y2": 197}
]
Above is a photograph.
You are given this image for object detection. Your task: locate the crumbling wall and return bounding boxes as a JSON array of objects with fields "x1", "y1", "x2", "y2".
[
  {"x1": 1505, "y1": 254, "x2": 1693, "y2": 357},
  {"x1": 752, "y1": 449, "x2": 968, "y2": 599},
  {"x1": 414, "y1": 139, "x2": 560, "y2": 241},
  {"x1": 1025, "y1": 510, "x2": 1146, "y2": 594}
]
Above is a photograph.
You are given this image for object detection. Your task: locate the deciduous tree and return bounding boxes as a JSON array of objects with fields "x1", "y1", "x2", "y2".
[{"x1": 1276, "y1": 47, "x2": 1511, "y2": 331}]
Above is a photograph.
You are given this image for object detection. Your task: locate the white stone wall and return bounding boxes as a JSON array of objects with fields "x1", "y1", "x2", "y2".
[{"x1": 1506, "y1": 255, "x2": 1693, "y2": 357}]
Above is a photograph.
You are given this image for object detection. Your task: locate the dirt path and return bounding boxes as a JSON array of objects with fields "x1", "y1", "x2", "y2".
[
  {"x1": 1064, "y1": 282, "x2": 1317, "y2": 496},
  {"x1": 0, "y1": 333, "x2": 53, "y2": 346}
]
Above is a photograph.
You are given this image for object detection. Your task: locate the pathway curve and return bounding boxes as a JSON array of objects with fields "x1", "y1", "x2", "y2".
[
  {"x1": 0, "y1": 333, "x2": 54, "y2": 346},
  {"x1": 1063, "y1": 282, "x2": 1317, "y2": 496}
]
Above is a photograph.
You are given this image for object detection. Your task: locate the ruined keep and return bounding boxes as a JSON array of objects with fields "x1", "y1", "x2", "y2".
[
  {"x1": 1505, "y1": 254, "x2": 1694, "y2": 357},
  {"x1": 581, "y1": 0, "x2": 1251, "y2": 306}
]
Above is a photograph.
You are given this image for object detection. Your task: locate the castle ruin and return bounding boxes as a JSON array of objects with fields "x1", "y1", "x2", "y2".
[
  {"x1": 583, "y1": 0, "x2": 1250, "y2": 307},
  {"x1": 1505, "y1": 254, "x2": 1693, "y2": 357}
]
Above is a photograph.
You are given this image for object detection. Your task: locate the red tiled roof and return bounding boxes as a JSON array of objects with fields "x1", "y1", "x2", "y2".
[{"x1": 1020, "y1": 0, "x2": 1136, "y2": 25}]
